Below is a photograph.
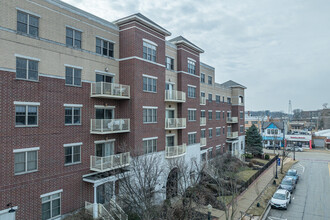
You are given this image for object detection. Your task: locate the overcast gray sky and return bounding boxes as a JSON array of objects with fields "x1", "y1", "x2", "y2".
[{"x1": 63, "y1": 0, "x2": 330, "y2": 112}]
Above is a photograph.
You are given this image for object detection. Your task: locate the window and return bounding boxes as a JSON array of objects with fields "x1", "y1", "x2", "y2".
[
  {"x1": 188, "y1": 109, "x2": 196, "y2": 121},
  {"x1": 222, "y1": 96, "x2": 225, "y2": 102},
  {"x1": 14, "y1": 148, "x2": 38, "y2": 174},
  {"x1": 209, "y1": 128, "x2": 213, "y2": 138},
  {"x1": 200, "y1": 73, "x2": 205, "y2": 83},
  {"x1": 239, "y1": 96, "x2": 244, "y2": 104},
  {"x1": 17, "y1": 11, "x2": 39, "y2": 37},
  {"x1": 208, "y1": 93, "x2": 212, "y2": 102},
  {"x1": 208, "y1": 76, "x2": 212, "y2": 85},
  {"x1": 96, "y1": 38, "x2": 114, "y2": 58},
  {"x1": 143, "y1": 138, "x2": 157, "y2": 154},
  {"x1": 188, "y1": 133, "x2": 197, "y2": 145},
  {"x1": 227, "y1": 97, "x2": 231, "y2": 104},
  {"x1": 15, "y1": 104, "x2": 38, "y2": 126},
  {"x1": 216, "y1": 127, "x2": 221, "y2": 136},
  {"x1": 66, "y1": 27, "x2": 81, "y2": 48},
  {"x1": 64, "y1": 144, "x2": 81, "y2": 165},
  {"x1": 208, "y1": 111, "x2": 212, "y2": 120},
  {"x1": 223, "y1": 127, "x2": 225, "y2": 134},
  {"x1": 41, "y1": 192, "x2": 61, "y2": 220},
  {"x1": 216, "y1": 111, "x2": 221, "y2": 120},
  {"x1": 143, "y1": 41, "x2": 156, "y2": 62},
  {"x1": 65, "y1": 66, "x2": 81, "y2": 86},
  {"x1": 16, "y1": 57, "x2": 38, "y2": 81},
  {"x1": 201, "y1": 129, "x2": 206, "y2": 138},
  {"x1": 201, "y1": 110, "x2": 205, "y2": 118},
  {"x1": 240, "y1": 126, "x2": 244, "y2": 133},
  {"x1": 188, "y1": 59, "x2": 196, "y2": 74},
  {"x1": 143, "y1": 76, "x2": 157, "y2": 92},
  {"x1": 166, "y1": 57, "x2": 174, "y2": 70},
  {"x1": 188, "y1": 86, "x2": 196, "y2": 98},
  {"x1": 223, "y1": 111, "x2": 225, "y2": 119},
  {"x1": 201, "y1": 92, "x2": 205, "y2": 97},
  {"x1": 143, "y1": 108, "x2": 157, "y2": 123},
  {"x1": 65, "y1": 106, "x2": 81, "y2": 125},
  {"x1": 96, "y1": 73, "x2": 113, "y2": 83},
  {"x1": 216, "y1": 95, "x2": 220, "y2": 103},
  {"x1": 240, "y1": 111, "x2": 244, "y2": 119}
]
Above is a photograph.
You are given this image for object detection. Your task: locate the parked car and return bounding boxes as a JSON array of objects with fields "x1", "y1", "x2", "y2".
[
  {"x1": 270, "y1": 189, "x2": 291, "y2": 210},
  {"x1": 286, "y1": 169, "x2": 299, "y2": 183},
  {"x1": 279, "y1": 177, "x2": 296, "y2": 193},
  {"x1": 265, "y1": 145, "x2": 280, "y2": 150},
  {"x1": 286, "y1": 146, "x2": 303, "y2": 152}
]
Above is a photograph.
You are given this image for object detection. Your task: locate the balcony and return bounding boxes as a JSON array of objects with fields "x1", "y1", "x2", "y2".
[
  {"x1": 227, "y1": 117, "x2": 238, "y2": 124},
  {"x1": 165, "y1": 90, "x2": 186, "y2": 102},
  {"x1": 165, "y1": 118, "x2": 186, "y2": 130},
  {"x1": 227, "y1": 131, "x2": 239, "y2": 139},
  {"x1": 91, "y1": 82, "x2": 130, "y2": 99},
  {"x1": 90, "y1": 152, "x2": 130, "y2": 172},
  {"x1": 200, "y1": 138, "x2": 207, "y2": 147},
  {"x1": 200, "y1": 97, "x2": 206, "y2": 105},
  {"x1": 90, "y1": 119, "x2": 130, "y2": 134},
  {"x1": 165, "y1": 144, "x2": 187, "y2": 159},
  {"x1": 200, "y1": 117, "x2": 206, "y2": 126}
]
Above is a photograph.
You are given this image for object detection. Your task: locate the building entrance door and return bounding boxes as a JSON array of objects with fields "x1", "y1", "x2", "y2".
[{"x1": 97, "y1": 182, "x2": 114, "y2": 204}]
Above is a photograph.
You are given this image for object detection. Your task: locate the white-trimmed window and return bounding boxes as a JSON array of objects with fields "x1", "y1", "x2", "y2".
[
  {"x1": 143, "y1": 138, "x2": 157, "y2": 154},
  {"x1": 216, "y1": 95, "x2": 220, "y2": 103},
  {"x1": 96, "y1": 38, "x2": 114, "y2": 58},
  {"x1": 15, "y1": 102, "x2": 39, "y2": 126},
  {"x1": 208, "y1": 110, "x2": 212, "y2": 120},
  {"x1": 216, "y1": 111, "x2": 221, "y2": 120},
  {"x1": 208, "y1": 93, "x2": 212, "y2": 102},
  {"x1": 188, "y1": 59, "x2": 196, "y2": 74},
  {"x1": 201, "y1": 92, "x2": 205, "y2": 97},
  {"x1": 223, "y1": 126, "x2": 225, "y2": 134},
  {"x1": 227, "y1": 97, "x2": 232, "y2": 104},
  {"x1": 200, "y1": 73, "x2": 205, "y2": 83},
  {"x1": 143, "y1": 107, "x2": 157, "y2": 123},
  {"x1": 41, "y1": 191, "x2": 61, "y2": 220},
  {"x1": 64, "y1": 143, "x2": 81, "y2": 165},
  {"x1": 17, "y1": 10, "x2": 39, "y2": 37},
  {"x1": 65, "y1": 105, "x2": 82, "y2": 125},
  {"x1": 14, "y1": 147, "x2": 39, "y2": 174},
  {"x1": 201, "y1": 110, "x2": 205, "y2": 118},
  {"x1": 143, "y1": 75, "x2": 157, "y2": 92},
  {"x1": 209, "y1": 128, "x2": 213, "y2": 138},
  {"x1": 240, "y1": 125, "x2": 244, "y2": 133},
  {"x1": 240, "y1": 111, "x2": 244, "y2": 119},
  {"x1": 201, "y1": 129, "x2": 206, "y2": 138},
  {"x1": 188, "y1": 132, "x2": 197, "y2": 145},
  {"x1": 216, "y1": 127, "x2": 221, "y2": 136},
  {"x1": 143, "y1": 41, "x2": 156, "y2": 62},
  {"x1": 65, "y1": 66, "x2": 81, "y2": 86},
  {"x1": 66, "y1": 27, "x2": 81, "y2": 48},
  {"x1": 188, "y1": 109, "x2": 196, "y2": 121},
  {"x1": 188, "y1": 86, "x2": 196, "y2": 98},
  {"x1": 208, "y1": 76, "x2": 212, "y2": 85},
  {"x1": 166, "y1": 56, "x2": 174, "y2": 70},
  {"x1": 16, "y1": 57, "x2": 39, "y2": 81}
]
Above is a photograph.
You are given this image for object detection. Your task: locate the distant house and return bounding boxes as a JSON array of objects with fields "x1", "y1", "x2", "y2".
[{"x1": 262, "y1": 122, "x2": 285, "y2": 147}]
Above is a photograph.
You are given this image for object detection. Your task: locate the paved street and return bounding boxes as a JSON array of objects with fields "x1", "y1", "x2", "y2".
[{"x1": 267, "y1": 150, "x2": 330, "y2": 220}]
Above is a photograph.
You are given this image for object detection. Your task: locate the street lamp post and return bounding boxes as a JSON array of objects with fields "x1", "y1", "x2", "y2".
[
  {"x1": 293, "y1": 145, "x2": 296, "y2": 161},
  {"x1": 275, "y1": 155, "x2": 278, "y2": 179},
  {"x1": 207, "y1": 204, "x2": 212, "y2": 220}
]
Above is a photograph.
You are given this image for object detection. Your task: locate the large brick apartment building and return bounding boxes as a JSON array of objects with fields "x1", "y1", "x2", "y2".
[{"x1": 0, "y1": 0, "x2": 246, "y2": 219}]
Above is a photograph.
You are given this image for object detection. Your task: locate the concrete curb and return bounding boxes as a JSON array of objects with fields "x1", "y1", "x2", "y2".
[{"x1": 260, "y1": 202, "x2": 271, "y2": 220}]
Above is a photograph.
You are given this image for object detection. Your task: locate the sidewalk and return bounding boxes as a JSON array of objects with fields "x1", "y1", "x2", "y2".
[{"x1": 197, "y1": 159, "x2": 283, "y2": 220}]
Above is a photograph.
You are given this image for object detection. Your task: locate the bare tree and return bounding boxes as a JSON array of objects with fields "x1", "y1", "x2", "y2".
[
  {"x1": 115, "y1": 149, "x2": 165, "y2": 220},
  {"x1": 205, "y1": 154, "x2": 242, "y2": 220}
]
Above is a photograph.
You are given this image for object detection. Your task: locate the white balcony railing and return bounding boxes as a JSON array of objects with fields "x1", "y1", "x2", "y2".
[
  {"x1": 90, "y1": 119, "x2": 130, "y2": 134},
  {"x1": 165, "y1": 118, "x2": 186, "y2": 130},
  {"x1": 226, "y1": 117, "x2": 238, "y2": 123},
  {"x1": 91, "y1": 82, "x2": 130, "y2": 99},
  {"x1": 165, "y1": 144, "x2": 187, "y2": 158},
  {"x1": 200, "y1": 97, "x2": 206, "y2": 105},
  {"x1": 165, "y1": 90, "x2": 186, "y2": 102},
  {"x1": 200, "y1": 117, "x2": 206, "y2": 126},
  {"x1": 90, "y1": 152, "x2": 130, "y2": 172},
  {"x1": 200, "y1": 138, "x2": 207, "y2": 147},
  {"x1": 227, "y1": 131, "x2": 239, "y2": 139}
]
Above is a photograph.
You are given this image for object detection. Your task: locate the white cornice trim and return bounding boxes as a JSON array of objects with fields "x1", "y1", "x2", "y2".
[
  {"x1": 119, "y1": 24, "x2": 165, "y2": 42},
  {"x1": 143, "y1": 38, "x2": 158, "y2": 47},
  {"x1": 63, "y1": 142, "x2": 83, "y2": 147},
  {"x1": 14, "y1": 101, "x2": 40, "y2": 106},
  {"x1": 16, "y1": 7, "x2": 41, "y2": 17},
  {"x1": 142, "y1": 136, "x2": 158, "y2": 141},
  {"x1": 15, "y1": 54, "x2": 40, "y2": 61},
  {"x1": 118, "y1": 56, "x2": 165, "y2": 67},
  {"x1": 64, "y1": 104, "x2": 83, "y2": 107},
  {"x1": 40, "y1": 189, "x2": 63, "y2": 198},
  {"x1": 13, "y1": 147, "x2": 40, "y2": 153},
  {"x1": 143, "y1": 74, "x2": 158, "y2": 79},
  {"x1": 177, "y1": 71, "x2": 200, "y2": 78}
]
